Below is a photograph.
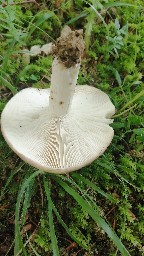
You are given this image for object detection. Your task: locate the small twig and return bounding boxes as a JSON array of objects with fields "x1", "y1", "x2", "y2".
[
  {"x1": 113, "y1": 208, "x2": 116, "y2": 229},
  {"x1": 20, "y1": 223, "x2": 32, "y2": 235},
  {"x1": 105, "y1": 206, "x2": 116, "y2": 217},
  {"x1": 73, "y1": 249, "x2": 83, "y2": 256},
  {"x1": 66, "y1": 242, "x2": 77, "y2": 251}
]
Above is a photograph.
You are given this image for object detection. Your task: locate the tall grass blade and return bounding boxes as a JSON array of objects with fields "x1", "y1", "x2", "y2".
[
  {"x1": 43, "y1": 177, "x2": 60, "y2": 256},
  {"x1": 72, "y1": 173, "x2": 117, "y2": 203},
  {"x1": 0, "y1": 162, "x2": 24, "y2": 200},
  {"x1": 67, "y1": 11, "x2": 88, "y2": 24},
  {"x1": 113, "y1": 104, "x2": 137, "y2": 118},
  {"x1": 120, "y1": 89, "x2": 144, "y2": 112},
  {"x1": 85, "y1": 10, "x2": 95, "y2": 52},
  {"x1": 89, "y1": 4, "x2": 107, "y2": 28},
  {"x1": 104, "y1": 2, "x2": 134, "y2": 8},
  {"x1": 0, "y1": 75, "x2": 17, "y2": 94},
  {"x1": 28, "y1": 240, "x2": 41, "y2": 256},
  {"x1": 53, "y1": 176, "x2": 130, "y2": 256},
  {"x1": 85, "y1": 4, "x2": 109, "y2": 51},
  {"x1": 14, "y1": 170, "x2": 44, "y2": 256},
  {"x1": 21, "y1": 184, "x2": 32, "y2": 226},
  {"x1": 1, "y1": 39, "x2": 16, "y2": 72},
  {"x1": 0, "y1": 101, "x2": 5, "y2": 111},
  {"x1": 51, "y1": 195, "x2": 89, "y2": 250},
  {"x1": 59, "y1": 175, "x2": 101, "y2": 213},
  {"x1": 28, "y1": 11, "x2": 58, "y2": 36}
]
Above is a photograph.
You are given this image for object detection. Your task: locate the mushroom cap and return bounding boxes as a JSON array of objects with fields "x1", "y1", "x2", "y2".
[{"x1": 1, "y1": 86, "x2": 115, "y2": 174}]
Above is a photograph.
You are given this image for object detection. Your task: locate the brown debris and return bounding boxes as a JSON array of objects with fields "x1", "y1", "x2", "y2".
[
  {"x1": 66, "y1": 241, "x2": 77, "y2": 251},
  {"x1": 53, "y1": 26, "x2": 85, "y2": 68},
  {"x1": 20, "y1": 223, "x2": 32, "y2": 235}
]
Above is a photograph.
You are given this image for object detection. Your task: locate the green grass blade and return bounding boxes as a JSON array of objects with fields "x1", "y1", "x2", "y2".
[
  {"x1": 1, "y1": 39, "x2": 16, "y2": 72},
  {"x1": 72, "y1": 173, "x2": 117, "y2": 203},
  {"x1": 28, "y1": 11, "x2": 57, "y2": 36},
  {"x1": 14, "y1": 170, "x2": 44, "y2": 256},
  {"x1": 104, "y1": 2, "x2": 135, "y2": 8},
  {"x1": 21, "y1": 186, "x2": 31, "y2": 226},
  {"x1": 43, "y1": 177, "x2": 60, "y2": 256},
  {"x1": 85, "y1": 9, "x2": 95, "y2": 52},
  {"x1": 0, "y1": 162, "x2": 25, "y2": 200},
  {"x1": 0, "y1": 75, "x2": 17, "y2": 94},
  {"x1": 113, "y1": 104, "x2": 137, "y2": 118},
  {"x1": 0, "y1": 101, "x2": 5, "y2": 111},
  {"x1": 89, "y1": 4, "x2": 107, "y2": 28},
  {"x1": 51, "y1": 197, "x2": 89, "y2": 250},
  {"x1": 66, "y1": 11, "x2": 88, "y2": 24},
  {"x1": 59, "y1": 175, "x2": 104, "y2": 224},
  {"x1": 28, "y1": 239, "x2": 41, "y2": 256},
  {"x1": 85, "y1": 4, "x2": 109, "y2": 51},
  {"x1": 53, "y1": 176, "x2": 130, "y2": 256},
  {"x1": 59, "y1": 175, "x2": 100, "y2": 210},
  {"x1": 120, "y1": 89, "x2": 144, "y2": 112}
]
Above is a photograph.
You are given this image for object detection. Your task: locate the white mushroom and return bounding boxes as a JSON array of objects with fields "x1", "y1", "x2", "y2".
[{"x1": 1, "y1": 27, "x2": 115, "y2": 174}]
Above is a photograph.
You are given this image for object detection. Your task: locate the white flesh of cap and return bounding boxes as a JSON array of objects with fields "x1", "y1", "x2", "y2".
[{"x1": 1, "y1": 85, "x2": 115, "y2": 174}]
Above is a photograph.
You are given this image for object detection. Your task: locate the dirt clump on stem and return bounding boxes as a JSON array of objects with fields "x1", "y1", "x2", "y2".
[{"x1": 53, "y1": 26, "x2": 84, "y2": 68}]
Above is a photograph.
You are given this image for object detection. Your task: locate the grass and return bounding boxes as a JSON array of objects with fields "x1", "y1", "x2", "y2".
[{"x1": 0, "y1": 0, "x2": 144, "y2": 255}]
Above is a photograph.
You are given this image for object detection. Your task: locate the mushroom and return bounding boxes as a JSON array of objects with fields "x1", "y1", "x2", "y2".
[{"x1": 1, "y1": 27, "x2": 115, "y2": 174}]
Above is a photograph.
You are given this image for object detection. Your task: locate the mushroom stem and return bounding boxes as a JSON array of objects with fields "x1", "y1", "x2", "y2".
[{"x1": 49, "y1": 58, "x2": 80, "y2": 117}]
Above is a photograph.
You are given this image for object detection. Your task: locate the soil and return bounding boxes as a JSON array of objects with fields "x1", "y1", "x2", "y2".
[{"x1": 53, "y1": 26, "x2": 85, "y2": 68}]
